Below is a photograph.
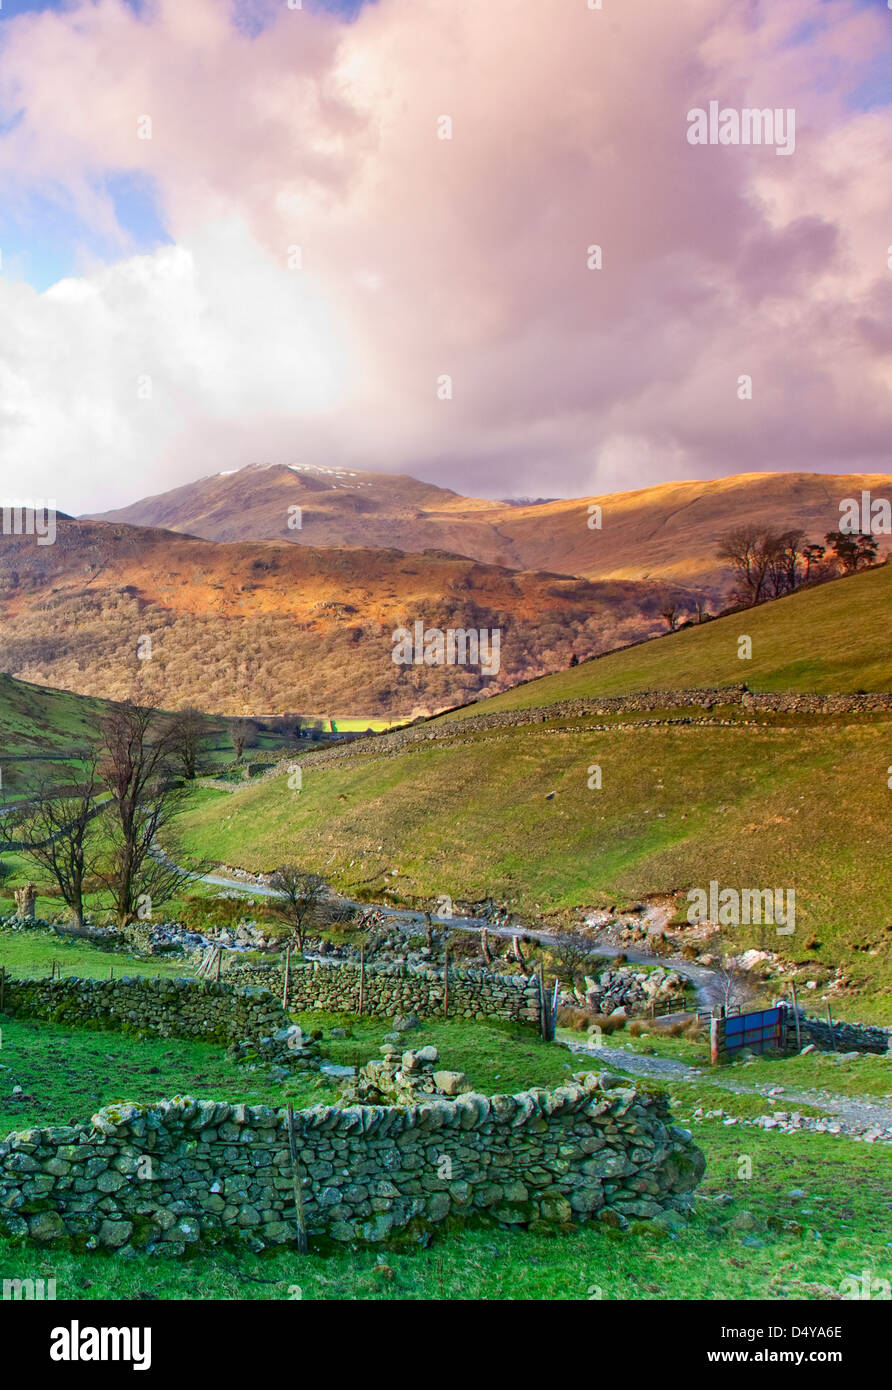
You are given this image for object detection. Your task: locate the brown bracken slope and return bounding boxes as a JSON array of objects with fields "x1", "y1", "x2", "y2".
[{"x1": 0, "y1": 519, "x2": 690, "y2": 717}]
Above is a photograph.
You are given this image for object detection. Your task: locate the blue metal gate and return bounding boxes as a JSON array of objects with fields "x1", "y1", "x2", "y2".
[{"x1": 723, "y1": 1005, "x2": 785, "y2": 1056}]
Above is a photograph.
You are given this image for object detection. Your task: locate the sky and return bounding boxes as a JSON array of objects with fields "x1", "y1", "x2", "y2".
[{"x1": 0, "y1": 0, "x2": 891, "y2": 513}]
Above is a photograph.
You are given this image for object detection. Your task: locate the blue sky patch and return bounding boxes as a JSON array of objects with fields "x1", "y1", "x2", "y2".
[{"x1": 0, "y1": 170, "x2": 170, "y2": 291}]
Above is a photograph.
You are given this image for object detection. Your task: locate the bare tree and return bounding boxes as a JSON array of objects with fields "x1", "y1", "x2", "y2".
[
  {"x1": 716, "y1": 525, "x2": 776, "y2": 606},
  {"x1": 94, "y1": 704, "x2": 191, "y2": 928},
  {"x1": 269, "y1": 866, "x2": 326, "y2": 949},
  {"x1": 546, "y1": 932, "x2": 597, "y2": 988},
  {"x1": 709, "y1": 932, "x2": 750, "y2": 1012},
  {"x1": 167, "y1": 705, "x2": 207, "y2": 781},
  {"x1": 713, "y1": 960, "x2": 747, "y2": 1014},
  {"x1": 231, "y1": 717, "x2": 258, "y2": 762},
  {"x1": 7, "y1": 759, "x2": 101, "y2": 927},
  {"x1": 764, "y1": 528, "x2": 806, "y2": 598},
  {"x1": 659, "y1": 601, "x2": 681, "y2": 632}
]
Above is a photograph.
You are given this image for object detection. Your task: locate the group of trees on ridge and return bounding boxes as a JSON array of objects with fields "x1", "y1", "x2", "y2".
[{"x1": 658, "y1": 525, "x2": 883, "y2": 631}]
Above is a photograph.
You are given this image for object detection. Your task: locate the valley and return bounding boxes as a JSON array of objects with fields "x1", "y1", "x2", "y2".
[
  {"x1": 1, "y1": 468, "x2": 889, "y2": 1313},
  {"x1": 4, "y1": 0, "x2": 890, "y2": 1333}
]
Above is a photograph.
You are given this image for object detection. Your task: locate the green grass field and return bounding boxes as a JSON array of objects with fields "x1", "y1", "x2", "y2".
[
  {"x1": 0, "y1": 927, "x2": 203, "y2": 981},
  {"x1": 0, "y1": 674, "x2": 113, "y2": 757},
  {"x1": 1, "y1": 1009, "x2": 888, "y2": 1301},
  {"x1": 0, "y1": 1015, "x2": 331, "y2": 1136},
  {"x1": 441, "y1": 563, "x2": 892, "y2": 716},
  {"x1": 329, "y1": 717, "x2": 407, "y2": 733}
]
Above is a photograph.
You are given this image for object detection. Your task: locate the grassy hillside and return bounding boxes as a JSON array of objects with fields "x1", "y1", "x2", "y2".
[
  {"x1": 0, "y1": 673, "x2": 112, "y2": 756},
  {"x1": 173, "y1": 564, "x2": 892, "y2": 1016},
  {"x1": 174, "y1": 710, "x2": 892, "y2": 1019},
  {"x1": 442, "y1": 564, "x2": 892, "y2": 717},
  {"x1": 0, "y1": 673, "x2": 292, "y2": 811}
]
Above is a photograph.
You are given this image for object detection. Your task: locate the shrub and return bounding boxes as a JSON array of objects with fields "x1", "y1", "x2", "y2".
[
  {"x1": 555, "y1": 1005, "x2": 591, "y2": 1032},
  {"x1": 588, "y1": 1012, "x2": 627, "y2": 1035}
]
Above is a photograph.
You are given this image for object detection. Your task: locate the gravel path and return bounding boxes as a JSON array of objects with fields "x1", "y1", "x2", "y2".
[
  {"x1": 170, "y1": 860, "x2": 722, "y2": 1008},
  {"x1": 565, "y1": 1038, "x2": 892, "y2": 1141}
]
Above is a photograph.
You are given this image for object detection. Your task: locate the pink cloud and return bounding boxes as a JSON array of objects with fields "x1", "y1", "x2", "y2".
[{"x1": 0, "y1": 0, "x2": 890, "y2": 510}]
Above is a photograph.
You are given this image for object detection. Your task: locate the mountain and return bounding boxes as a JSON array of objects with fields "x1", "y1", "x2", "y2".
[
  {"x1": 0, "y1": 519, "x2": 690, "y2": 717},
  {"x1": 85, "y1": 464, "x2": 478, "y2": 547},
  {"x1": 86, "y1": 466, "x2": 892, "y2": 595}
]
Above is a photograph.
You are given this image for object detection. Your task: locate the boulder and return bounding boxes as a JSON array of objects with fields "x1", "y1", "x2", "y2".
[{"x1": 432, "y1": 1070, "x2": 470, "y2": 1096}]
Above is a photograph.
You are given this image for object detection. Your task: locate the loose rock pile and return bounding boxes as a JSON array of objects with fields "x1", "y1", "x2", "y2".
[
  {"x1": 573, "y1": 965, "x2": 686, "y2": 1016},
  {"x1": 691, "y1": 1106, "x2": 892, "y2": 1144},
  {"x1": 340, "y1": 1046, "x2": 471, "y2": 1105},
  {"x1": 123, "y1": 918, "x2": 279, "y2": 958},
  {"x1": 227, "y1": 1023, "x2": 318, "y2": 1074}
]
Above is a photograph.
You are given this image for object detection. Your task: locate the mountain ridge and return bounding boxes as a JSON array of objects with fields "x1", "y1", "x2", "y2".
[{"x1": 85, "y1": 466, "x2": 892, "y2": 595}]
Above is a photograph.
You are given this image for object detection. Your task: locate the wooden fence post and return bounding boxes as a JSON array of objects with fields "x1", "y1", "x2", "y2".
[
  {"x1": 215, "y1": 947, "x2": 222, "y2": 983},
  {"x1": 283, "y1": 946, "x2": 291, "y2": 1011},
  {"x1": 358, "y1": 943, "x2": 365, "y2": 1016},
  {"x1": 827, "y1": 1003, "x2": 837, "y2": 1051},
  {"x1": 285, "y1": 1103, "x2": 308, "y2": 1255},
  {"x1": 443, "y1": 944, "x2": 449, "y2": 1018},
  {"x1": 709, "y1": 1007, "x2": 726, "y2": 1065},
  {"x1": 790, "y1": 981, "x2": 802, "y2": 1050},
  {"x1": 480, "y1": 927, "x2": 492, "y2": 966}
]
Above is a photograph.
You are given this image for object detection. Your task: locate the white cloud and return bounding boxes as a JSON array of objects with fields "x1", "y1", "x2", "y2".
[{"x1": 0, "y1": 220, "x2": 355, "y2": 509}]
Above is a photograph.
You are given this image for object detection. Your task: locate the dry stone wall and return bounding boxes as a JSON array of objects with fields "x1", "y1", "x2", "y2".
[
  {"x1": 1, "y1": 975, "x2": 298, "y2": 1052},
  {"x1": 225, "y1": 957, "x2": 542, "y2": 1026},
  {"x1": 282, "y1": 686, "x2": 892, "y2": 773},
  {"x1": 791, "y1": 1012, "x2": 892, "y2": 1055},
  {"x1": 0, "y1": 1073, "x2": 705, "y2": 1253}
]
